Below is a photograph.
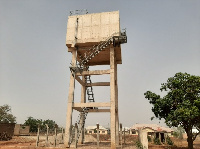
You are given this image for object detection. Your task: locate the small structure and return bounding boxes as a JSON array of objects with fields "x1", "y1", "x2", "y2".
[
  {"x1": 14, "y1": 124, "x2": 30, "y2": 136},
  {"x1": 130, "y1": 124, "x2": 173, "y2": 143},
  {"x1": 130, "y1": 124, "x2": 173, "y2": 136},
  {"x1": 86, "y1": 126, "x2": 108, "y2": 134}
]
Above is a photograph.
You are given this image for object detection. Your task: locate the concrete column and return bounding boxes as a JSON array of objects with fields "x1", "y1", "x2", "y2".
[
  {"x1": 79, "y1": 76, "x2": 86, "y2": 144},
  {"x1": 159, "y1": 133, "x2": 161, "y2": 142},
  {"x1": 164, "y1": 133, "x2": 167, "y2": 144},
  {"x1": 64, "y1": 49, "x2": 77, "y2": 147},
  {"x1": 115, "y1": 61, "x2": 119, "y2": 146},
  {"x1": 110, "y1": 47, "x2": 117, "y2": 149},
  {"x1": 138, "y1": 129, "x2": 148, "y2": 149}
]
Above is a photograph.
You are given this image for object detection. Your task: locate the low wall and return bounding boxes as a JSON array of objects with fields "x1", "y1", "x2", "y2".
[{"x1": 0, "y1": 123, "x2": 15, "y2": 140}]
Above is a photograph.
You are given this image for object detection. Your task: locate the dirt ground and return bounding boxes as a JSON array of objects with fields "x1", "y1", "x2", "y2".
[
  {"x1": 1, "y1": 135, "x2": 200, "y2": 149},
  {"x1": 0, "y1": 135, "x2": 137, "y2": 149}
]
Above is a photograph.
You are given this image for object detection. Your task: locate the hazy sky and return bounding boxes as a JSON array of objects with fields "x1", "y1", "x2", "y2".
[{"x1": 0, "y1": 0, "x2": 200, "y2": 128}]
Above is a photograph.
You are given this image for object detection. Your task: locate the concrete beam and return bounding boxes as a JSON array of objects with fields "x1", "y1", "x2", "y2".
[
  {"x1": 86, "y1": 82, "x2": 110, "y2": 86},
  {"x1": 73, "y1": 108, "x2": 110, "y2": 113},
  {"x1": 76, "y1": 69, "x2": 110, "y2": 76},
  {"x1": 88, "y1": 109, "x2": 110, "y2": 112},
  {"x1": 73, "y1": 107, "x2": 82, "y2": 112},
  {"x1": 73, "y1": 102, "x2": 110, "y2": 108},
  {"x1": 75, "y1": 76, "x2": 85, "y2": 86}
]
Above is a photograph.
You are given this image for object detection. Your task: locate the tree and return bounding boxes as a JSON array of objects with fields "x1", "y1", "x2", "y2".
[
  {"x1": 0, "y1": 104, "x2": 16, "y2": 123},
  {"x1": 173, "y1": 126, "x2": 185, "y2": 139},
  {"x1": 24, "y1": 117, "x2": 57, "y2": 132},
  {"x1": 144, "y1": 72, "x2": 200, "y2": 149},
  {"x1": 43, "y1": 119, "x2": 57, "y2": 131},
  {"x1": 24, "y1": 117, "x2": 41, "y2": 132}
]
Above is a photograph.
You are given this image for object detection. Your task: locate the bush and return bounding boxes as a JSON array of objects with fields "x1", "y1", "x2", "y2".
[
  {"x1": 154, "y1": 138, "x2": 161, "y2": 145},
  {"x1": 172, "y1": 126, "x2": 184, "y2": 139},
  {"x1": 135, "y1": 140, "x2": 143, "y2": 149},
  {"x1": 147, "y1": 136, "x2": 152, "y2": 142},
  {"x1": 166, "y1": 136, "x2": 173, "y2": 145}
]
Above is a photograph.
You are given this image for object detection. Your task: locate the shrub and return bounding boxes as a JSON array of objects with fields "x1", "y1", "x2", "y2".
[
  {"x1": 147, "y1": 136, "x2": 152, "y2": 142},
  {"x1": 135, "y1": 140, "x2": 143, "y2": 149},
  {"x1": 166, "y1": 136, "x2": 173, "y2": 145},
  {"x1": 154, "y1": 138, "x2": 161, "y2": 145}
]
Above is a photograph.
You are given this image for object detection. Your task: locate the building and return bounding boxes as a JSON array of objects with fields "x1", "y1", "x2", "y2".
[
  {"x1": 85, "y1": 126, "x2": 108, "y2": 134},
  {"x1": 130, "y1": 124, "x2": 173, "y2": 137},
  {"x1": 130, "y1": 124, "x2": 173, "y2": 143},
  {"x1": 122, "y1": 127, "x2": 131, "y2": 135},
  {"x1": 14, "y1": 124, "x2": 30, "y2": 136}
]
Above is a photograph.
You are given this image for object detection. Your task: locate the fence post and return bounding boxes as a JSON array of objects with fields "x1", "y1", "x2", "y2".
[
  {"x1": 45, "y1": 124, "x2": 49, "y2": 147},
  {"x1": 36, "y1": 124, "x2": 40, "y2": 147},
  {"x1": 61, "y1": 127, "x2": 64, "y2": 144},
  {"x1": 120, "y1": 123, "x2": 122, "y2": 149},
  {"x1": 97, "y1": 123, "x2": 100, "y2": 148},
  {"x1": 123, "y1": 127, "x2": 125, "y2": 145},
  {"x1": 54, "y1": 124, "x2": 58, "y2": 147}
]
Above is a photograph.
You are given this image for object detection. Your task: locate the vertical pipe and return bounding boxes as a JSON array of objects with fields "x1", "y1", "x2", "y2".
[
  {"x1": 115, "y1": 61, "x2": 119, "y2": 146},
  {"x1": 79, "y1": 76, "x2": 86, "y2": 144}
]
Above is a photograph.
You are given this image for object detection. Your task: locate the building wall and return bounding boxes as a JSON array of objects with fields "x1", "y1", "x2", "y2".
[
  {"x1": 87, "y1": 129, "x2": 108, "y2": 134},
  {"x1": 14, "y1": 124, "x2": 30, "y2": 136},
  {"x1": 0, "y1": 123, "x2": 15, "y2": 138}
]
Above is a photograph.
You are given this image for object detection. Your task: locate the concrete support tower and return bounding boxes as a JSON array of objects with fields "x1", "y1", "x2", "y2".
[{"x1": 64, "y1": 11, "x2": 127, "y2": 149}]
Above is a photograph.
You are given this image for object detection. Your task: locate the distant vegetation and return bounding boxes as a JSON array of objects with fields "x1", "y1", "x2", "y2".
[
  {"x1": 0, "y1": 104, "x2": 16, "y2": 123},
  {"x1": 172, "y1": 126, "x2": 185, "y2": 139},
  {"x1": 144, "y1": 72, "x2": 200, "y2": 149},
  {"x1": 24, "y1": 116, "x2": 57, "y2": 132}
]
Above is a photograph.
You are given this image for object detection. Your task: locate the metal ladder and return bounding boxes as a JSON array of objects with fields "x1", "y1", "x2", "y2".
[
  {"x1": 70, "y1": 30, "x2": 127, "y2": 74},
  {"x1": 69, "y1": 65, "x2": 95, "y2": 145}
]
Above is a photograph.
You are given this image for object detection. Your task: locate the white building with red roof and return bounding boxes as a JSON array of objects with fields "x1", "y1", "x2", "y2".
[{"x1": 130, "y1": 124, "x2": 173, "y2": 137}]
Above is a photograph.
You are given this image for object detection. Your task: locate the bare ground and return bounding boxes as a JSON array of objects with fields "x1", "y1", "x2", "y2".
[
  {"x1": 0, "y1": 135, "x2": 137, "y2": 149},
  {"x1": 1, "y1": 135, "x2": 200, "y2": 149}
]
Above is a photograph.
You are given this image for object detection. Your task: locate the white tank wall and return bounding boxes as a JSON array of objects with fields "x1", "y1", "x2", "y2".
[{"x1": 66, "y1": 11, "x2": 120, "y2": 47}]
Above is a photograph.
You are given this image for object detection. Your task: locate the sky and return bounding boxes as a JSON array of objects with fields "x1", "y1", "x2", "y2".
[{"x1": 0, "y1": 0, "x2": 200, "y2": 128}]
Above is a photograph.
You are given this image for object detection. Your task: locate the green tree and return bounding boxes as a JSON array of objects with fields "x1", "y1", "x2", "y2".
[
  {"x1": 173, "y1": 126, "x2": 185, "y2": 139},
  {"x1": 24, "y1": 117, "x2": 57, "y2": 132},
  {"x1": 144, "y1": 72, "x2": 200, "y2": 149},
  {"x1": 0, "y1": 104, "x2": 16, "y2": 123},
  {"x1": 24, "y1": 117, "x2": 42, "y2": 132},
  {"x1": 43, "y1": 119, "x2": 56, "y2": 131}
]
